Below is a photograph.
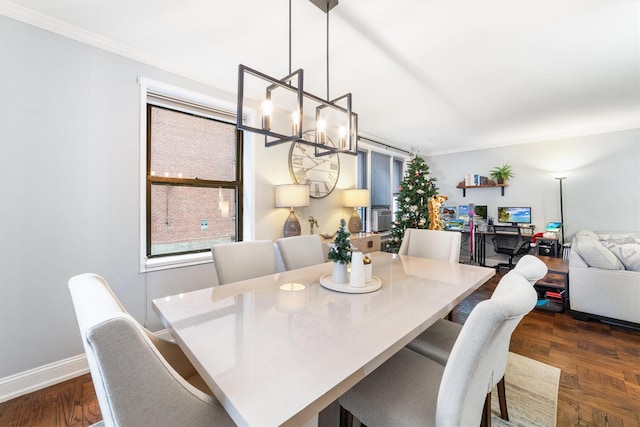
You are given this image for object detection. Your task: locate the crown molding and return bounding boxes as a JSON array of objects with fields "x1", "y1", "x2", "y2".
[{"x1": 0, "y1": 0, "x2": 214, "y2": 86}]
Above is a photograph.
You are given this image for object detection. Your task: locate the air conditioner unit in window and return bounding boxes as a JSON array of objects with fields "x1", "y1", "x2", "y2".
[{"x1": 371, "y1": 209, "x2": 392, "y2": 232}]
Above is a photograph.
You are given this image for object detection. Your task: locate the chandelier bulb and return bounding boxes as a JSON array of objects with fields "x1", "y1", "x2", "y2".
[
  {"x1": 338, "y1": 125, "x2": 347, "y2": 148},
  {"x1": 316, "y1": 119, "x2": 327, "y2": 144},
  {"x1": 261, "y1": 99, "x2": 274, "y2": 130},
  {"x1": 291, "y1": 110, "x2": 300, "y2": 134}
]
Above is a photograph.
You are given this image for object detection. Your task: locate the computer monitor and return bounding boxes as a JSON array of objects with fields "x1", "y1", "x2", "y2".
[
  {"x1": 474, "y1": 205, "x2": 488, "y2": 220},
  {"x1": 458, "y1": 205, "x2": 469, "y2": 224},
  {"x1": 441, "y1": 205, "x2": 457, "y2": 221},
  {"x1": 497, "y1": 206, "x2": 531, "y2": 225},
  {"x1": 458, "y1": 204, "x2": 488, "y2": 223}
]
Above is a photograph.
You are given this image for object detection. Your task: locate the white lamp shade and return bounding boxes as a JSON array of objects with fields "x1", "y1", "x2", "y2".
[
  {"x1": 343, "y1": 189, "x2": 370, "y2": 207},
  {"x1": 275, "y1": 184, "x2": 310, "y2": 208}
]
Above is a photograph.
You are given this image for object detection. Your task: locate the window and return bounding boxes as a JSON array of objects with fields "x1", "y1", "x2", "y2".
[
  {"x1": 356, "y1": 147, "x2": 407, "y2": 232},
  {"x1": 147, "y1": 103, "x2": 243, "y2": 258},
  {"x1": 139, "y1": 78, "x2": 244, "y2": 270},
  {"x1": 371, "y1": 152, "x2": 391, "y2": 208},
  {"x1": 392, "y1": 158, "x2": 404, "y2": 215}
]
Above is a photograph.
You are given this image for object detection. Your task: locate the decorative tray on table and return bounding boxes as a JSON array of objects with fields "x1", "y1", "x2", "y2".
[{"x1": 319, "y1": 274, "x2": 382, "y2": 294}]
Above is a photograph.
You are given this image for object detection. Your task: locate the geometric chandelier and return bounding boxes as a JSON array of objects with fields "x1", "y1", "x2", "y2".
[{"x1": 236, "y1": 0, "x2": 358, "y2": 156}]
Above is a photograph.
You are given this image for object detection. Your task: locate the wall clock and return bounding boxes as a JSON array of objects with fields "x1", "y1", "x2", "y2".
[{"x1": 288, "y1": 130, "x2": 340, "y2": 198}]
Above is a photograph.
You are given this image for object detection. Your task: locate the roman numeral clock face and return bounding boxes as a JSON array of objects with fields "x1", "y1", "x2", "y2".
[{"x1": 288, "y1": 132, "x2": 340, "y2": 198}]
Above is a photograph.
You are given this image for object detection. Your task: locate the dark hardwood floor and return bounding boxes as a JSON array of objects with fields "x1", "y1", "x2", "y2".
[
  {"x1": 456, "y1": 273, "x2": 640, "y2": 427},
  {"x1": 1, "y1": 273, "x2": 639, "y2": 427}
]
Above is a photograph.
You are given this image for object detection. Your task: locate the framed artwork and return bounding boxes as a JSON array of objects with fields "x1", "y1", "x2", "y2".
[{"x1": 441, "y1": 205, "x2": 457, "y2": 221}]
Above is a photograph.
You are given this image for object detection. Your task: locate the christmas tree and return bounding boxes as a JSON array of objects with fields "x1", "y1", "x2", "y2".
[
  {"x1": 328, "y1": 218, "x2": 352, "y2": 264},
  {"x1": 388, "y1": 155, "x2": 439, "y2": 253}
]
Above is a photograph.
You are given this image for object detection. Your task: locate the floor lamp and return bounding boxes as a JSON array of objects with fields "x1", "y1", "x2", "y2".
[{"x1": 552, "y1": 172, "x2": 571, "y2": 247}]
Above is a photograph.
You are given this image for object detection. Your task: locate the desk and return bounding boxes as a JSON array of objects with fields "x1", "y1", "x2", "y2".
[
  {"x1": 463, "y1": 225, "x2": 538, "y2": 266},
  {"x1": 153, "y1": 251, "x2": 494, "y2": 427}
]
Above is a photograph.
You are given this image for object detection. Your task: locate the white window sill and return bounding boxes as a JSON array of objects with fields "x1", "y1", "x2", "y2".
[{"x1": 143, "y1": 251, "x2": 213, "y2": 273}]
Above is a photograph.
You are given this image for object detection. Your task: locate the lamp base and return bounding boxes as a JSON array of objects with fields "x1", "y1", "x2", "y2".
[
  {"x1": 348, "y1": 209, "x2": 363, "y2": 234},
  {"x1": 283, "y1": 210, "x2": 302, "y2": 237}
]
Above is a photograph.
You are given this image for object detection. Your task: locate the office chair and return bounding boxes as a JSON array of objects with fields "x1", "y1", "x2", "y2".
[{"x1": 491, "y1": 225, "x2": 531, "y2": 270}]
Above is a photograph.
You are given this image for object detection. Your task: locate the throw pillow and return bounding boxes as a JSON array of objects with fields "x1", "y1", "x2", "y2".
[
  {"x1": 606, "y1": 243, "x2": 640, "y2": 271},
  {"x1": 598, "y1": 233, "x2": 640, "y2": 245},
  {"x1": 574, "y1": 236, "x2": 624, "y2": 270}
]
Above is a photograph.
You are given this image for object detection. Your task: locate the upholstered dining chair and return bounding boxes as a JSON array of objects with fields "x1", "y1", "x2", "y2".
[
  {"x1": 276, "y1": 234, "x2": 326, "y2": 271},
  {"x1": 404, "y1": 256, "x2": 546, "y2": 423},
  {"x1": 68, "y1": 273, "x2": 235, "y2": 427},
  {"x1": 399, "y1": 228, "x2": 462, "y2": 320},
  {"x1": 339, "y1": 270, "x2": 538, "y2": 427},
  {"x1": 512, "y1": 254, "x2": 549, "y2": 285},
  {"x1": 398, "y1": 228, "x2": 461, "y2": 263},
  {"x1": 211, "y1": 240, "x2": 277, "y2": 285}
]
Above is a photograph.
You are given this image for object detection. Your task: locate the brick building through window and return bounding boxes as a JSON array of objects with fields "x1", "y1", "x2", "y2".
[{"x1": 147, "y1": 101, "x2": 243, "y2": 258}]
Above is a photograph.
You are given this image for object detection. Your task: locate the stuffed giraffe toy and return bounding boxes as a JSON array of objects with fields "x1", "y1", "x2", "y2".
[{"x1": 428, "y1": 195, "x2": 448, "y2": 230}]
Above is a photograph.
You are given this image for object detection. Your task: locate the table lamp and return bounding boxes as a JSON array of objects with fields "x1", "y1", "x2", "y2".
[
  {"x1": 275, "y1": 184, "x2": 310, "y2": 237},
  {"x1": 343, "y1": 189, "x2": 370, "y2": 234}
]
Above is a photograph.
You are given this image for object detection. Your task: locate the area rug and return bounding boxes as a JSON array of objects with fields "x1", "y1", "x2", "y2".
[{"x1": 491, "y1": 352, "x2": 561, "y2": 427}]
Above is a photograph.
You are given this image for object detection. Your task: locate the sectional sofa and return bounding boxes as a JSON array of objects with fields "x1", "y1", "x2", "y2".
[{"x1": 569, "y1": 230, "x2": 640, "y2": 327}]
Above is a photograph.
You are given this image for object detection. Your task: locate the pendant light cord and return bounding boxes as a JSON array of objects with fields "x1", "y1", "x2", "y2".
[
  {"x1": 326, "y1": 3, "x2": 330, "y2": 101},
  {"x1": 289, "y1": 0, "x2": 292, "y2": 75}
]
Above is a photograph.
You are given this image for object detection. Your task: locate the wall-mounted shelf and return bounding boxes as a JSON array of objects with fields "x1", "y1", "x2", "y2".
[{"x1": 456, "y1": 183, "x2": 508, "y2": 197}]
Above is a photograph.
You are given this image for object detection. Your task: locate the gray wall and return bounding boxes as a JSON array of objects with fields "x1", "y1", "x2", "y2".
[
  {"x1": 1, "y1": 14, "x2": 639, "y2": 384},
  {"x1": 427, "y1": 129, "x2": 640, "y2": 242},
  {"x1": 0, "y1": 16, "x2": 233, "y2": 377},
  {"x1": 0, "y1": 15, "x2": 355, "y2": 380}
]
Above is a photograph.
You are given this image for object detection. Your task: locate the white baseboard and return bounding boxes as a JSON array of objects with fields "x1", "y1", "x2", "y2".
[
  {"x1": 0, "y1": 329, "x2": 172, "y2": 403},
  {"x1": 0, "y1": 354, "x2": 89, "y2": 403}
]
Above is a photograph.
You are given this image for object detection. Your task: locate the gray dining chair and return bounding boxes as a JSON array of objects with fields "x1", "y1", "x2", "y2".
[
  {"x1": 339, "y1": 270, "x2": 538, "y2": 427},
  {"x1": 211, "y1": 240, "x2": 277, "y2": 285},
  {"x1": 398, "y1": 228, "x2": 461, "y2": 263},
  {"x1": 404, "y1": 255, "x2": 546, "y2": 422},
  {"x1": 68, "y1": 273, "x2": 235, "y2": 427},
  {"x1": 276, "y1": 234, "x2": 326, "y2": 271},
  {"x1": 398, "y1": 228, "x2": 462, "y2": 320}
]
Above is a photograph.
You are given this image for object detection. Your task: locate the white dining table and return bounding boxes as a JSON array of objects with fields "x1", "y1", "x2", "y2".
[{"x1": 152, "y1": 251, "x2": 495, "y2": 427}]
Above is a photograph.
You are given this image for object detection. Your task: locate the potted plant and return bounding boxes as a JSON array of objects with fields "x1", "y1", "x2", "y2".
[
  {"x1": 328, "y1": 218, "x2": 352, "y2": 283},
  {"x1": 489, "y1": 163, "x2": 514, "y2": 184}
]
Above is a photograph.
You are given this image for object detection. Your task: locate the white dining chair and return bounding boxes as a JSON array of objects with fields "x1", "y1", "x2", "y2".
[
  {"x1": 339, "y1": 270, "x2": 538, "y2": 427},
  {"x1": 399, "y1": 228, "x2": 462, "y2": 320},
  {"x1": 512, "y1": 254, "x2": 549, "y2": 285},
  {"x1": 398, "y1": 228, "x2": 461, "y2": 263},
  {"x1": 276, "y1": 234, "x2": 326, "y2": 271},
  {"x1": 404, "y1": 256, "x2": 547, "y2": 422},
  {"x1": 211, "y1": 240, "x2": 277, "y2": 285},
  {"x1": 68, "y1": 273, "x2": 235, "y2": 427}
]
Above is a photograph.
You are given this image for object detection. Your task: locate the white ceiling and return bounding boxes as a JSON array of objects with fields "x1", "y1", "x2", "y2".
[{"x1": 2, "y1": 0, "x2": 639, "y2": 154}]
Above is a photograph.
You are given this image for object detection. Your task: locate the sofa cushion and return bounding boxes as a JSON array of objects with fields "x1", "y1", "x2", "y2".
[
  {"x1": 598, "y1": 233, "x2": 640, "y2": 245},
  {"x1": 603, "y1": 242, "x2": 640, "y2": 271},
  {"x1": 574, "y1": 236, "x2": 624, "y2": 270},
  {"x1": 575, "y1": 230, "x2": 600, "y2": 240}
]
